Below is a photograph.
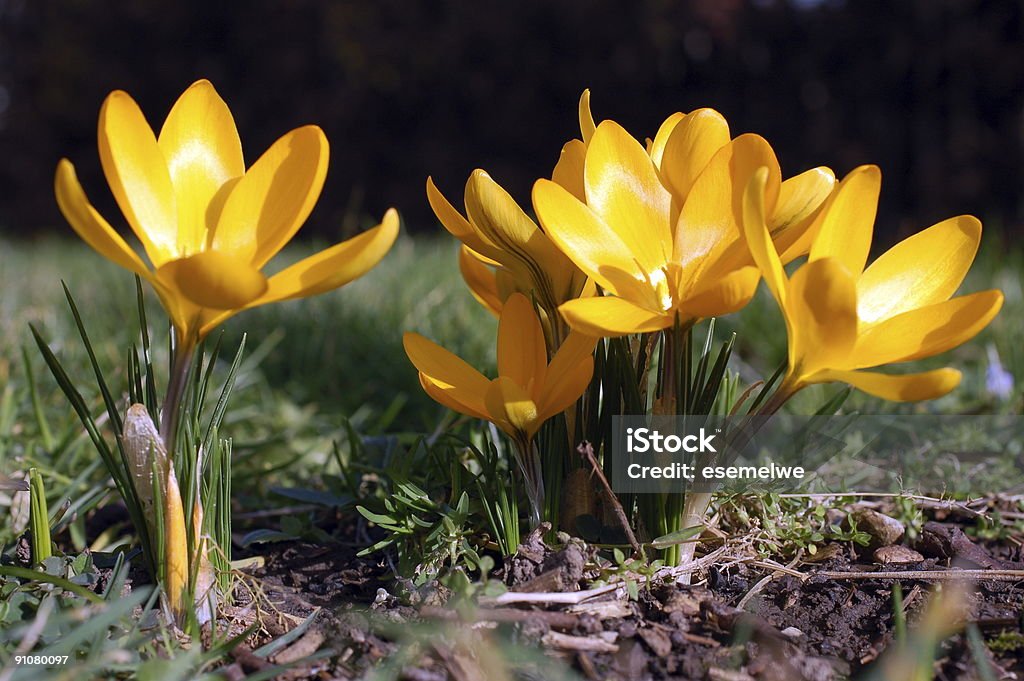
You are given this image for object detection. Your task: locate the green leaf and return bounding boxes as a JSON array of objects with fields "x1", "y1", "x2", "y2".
[
  {"x1": 239, "y1": 530, "x2": 298, "y2": 547},
  {"x1": 357, "y1": 506, "x2": 398, "y2": 525},
  {"x1": 269, "y1": 487, "x2": 354, "y2": 508},
  {"x1": 649, "y1": 525, "x2": 703, "y2": 549}
]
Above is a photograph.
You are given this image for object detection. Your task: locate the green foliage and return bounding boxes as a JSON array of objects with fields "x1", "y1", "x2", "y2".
[
  {"x1": 719, "y1": 493, "x2": 872, "y2": 558},
  {"x1": 28, "y1": 468, "x2": 52, "y2": 565}
]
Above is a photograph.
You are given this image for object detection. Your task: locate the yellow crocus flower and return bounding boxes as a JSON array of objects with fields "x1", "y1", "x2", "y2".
[
  {"x1": 55, "y1": 80, "x2": 399, "y2": 350},
  {"x1": 404, "y1": 293, "x2": 596, "y2": 442},
  {"x1": 405, "y1": 292, "x2": 595, "y2": 525},
  {"x1": 532, "y1": 116, "x2": 834, "y2": 337},
  {"x1": 742, "y1": 165, "x2": 1004, "y2": 402},
  {"x1": 427, "y1": 170, "x2": 588, "y2": 329}
]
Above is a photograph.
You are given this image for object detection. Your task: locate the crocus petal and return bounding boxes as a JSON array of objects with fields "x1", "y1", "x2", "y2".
[
  {"x1": 540, "y1": 329, "x2": 597, "y2": 420},
  {"x1": 771, "y1": 166, "x2": 836, "y2": 263},
  {"x1": 98, "y1": 90, "x2": 178, "y2": 266},
  {"x1": 585, "y1": 120, "x2": 673, "y2": 273},
  {"x1": 808, "y1": 165, "x2": 880, "y2": 277},
  {"x1": 55, "y1": 159, "x2": 152, "y2": 278},
  {"x1": 559, "y1": 296, "x2": 672, "y2": 337},
  {"x1": 674, "y1": 134, "x2": 780, "y2": 273},
  {"x1": 464, "y1": 170, "x2": 568, "y2": 296},
  {"x1": 157, "y1": 80, "x2": 244, "y2": 255},
  {"x1": 533, "y1": 178, "x2": 644, "y2": 293},
  {"x1": 660, "y1": 108, "x2": 730, "y2": 205},
  {"x1": 808, "y1": 368, "x2": 962, "y2": 402},
  {"x1": 853, "y1": 290, "x2": 1004, "y2": 366},
  {"x1": 538, "y1": 355, "x2": 594, "y2": 422},
  {"x1": 787, "y1": 257, "x2": 858, "y2": 376},
  {"x1": 458, "y1": 246, "x2": 502, "y2": 316},
  {"x1": 212, "y1": 125, "x2": 329, "y2": 267},
  {"x1": 681, "y1": 266, "x2": 760, "y2": 319},
  {"x1": 485, "y1": 377, "x2": 540, "y2": 438},
  {"x1": 403, "y1": 332, "x2": 491, "y2": 416},
  {"x1": 578, "y1": 89, "x2": 596, "y2": 144},
  {"x1": 497, "y1": 293, "x2": 548, "y2": 392},
  {"x1": 857, "y1": 215, "x2": 982, "y2": 323},
  {"x1": 425, "y1": 176, "x2": 497, "y2": 257},
  {"x1": 551, "y1": 139, "x2": 587, "y2": 202},
  {"x1": 648, "y1": 112, "x2": 686, "y2": 169},
  {"x1": 419, "y1": 373, "x2": 490, "y2": 421},
  {"x1": 741, "y1": 166, "x2": 788, "y2": 304},
  {"x1": 156, "y1": 250, "x2": 268, "y2": 310},
  {"x1": 547, "y1": 330, "x2": 598, "y2": 381},
  {"x1": 252, "y1": 209, "x2": 399, "y2": 305}
]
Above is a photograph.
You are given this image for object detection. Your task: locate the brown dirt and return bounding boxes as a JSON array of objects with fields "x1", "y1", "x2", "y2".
[{"x1": 219, "y1": 511, "x2": 1024, "y2": 680}]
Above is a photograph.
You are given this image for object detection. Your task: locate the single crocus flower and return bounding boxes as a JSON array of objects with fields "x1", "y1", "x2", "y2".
[
  {"x1": 743, "y1": 165, "x2": 1004, "y2": 403},
  {"x1": 56, "y1": 81, "x2": 399, "y2": 622},
  {"x1": 533, "y1": 117, "x2": 833, "y2": 337},
  {"x1": 404, "y1": 293, "x2": 596, "y2": 524},
  {"x1": 427, "y1": 170, "x2": 589, "y2": 344},
  {"x1": 55, "y1": 79, "x2": 398, "y2": 440},
  {"x1": 55, "y1": 79, "x2": 398, "y2": 359}
]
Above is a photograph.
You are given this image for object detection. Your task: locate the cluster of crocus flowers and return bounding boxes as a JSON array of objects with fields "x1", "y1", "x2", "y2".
[
  {"x1": 743, "y1": 164, "x2": 1003, "y2": 404},
  {"x1": 533, "y1": 107, "x2": 835, "y2": 338},
  {"x1": 55, "y1": 80, "x2": 398, "y2": 620},
  {"x1": 413, "y1": 89, "x2": 1003, "y2": 561},
  {"x1": 404, "y1": 293, "x2": 596, "y2": 524}
]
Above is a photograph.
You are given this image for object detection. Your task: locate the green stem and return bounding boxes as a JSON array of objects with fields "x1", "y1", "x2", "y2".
[
  {"x1": 514, "y1": 434, "x2": 544, "y2": 529},
  {"x1": 756, "y1": 375, "x2": 801, "y2": 417},
  {"x1": 159, "y1": 342, "x2": 194, "y2": 454}
]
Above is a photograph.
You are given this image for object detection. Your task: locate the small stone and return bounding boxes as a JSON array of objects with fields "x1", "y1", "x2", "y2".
[
  {"x1": 779, "y1": 626, "x2": 804, "y2": 640},
  {"x1": 849, "y1": 508, "x2": 905, "y2": 548},
  {"x1": 803, "y1": 542, "x2": 844, "y2": 563},
  {"x1": 873, "y1": 545, "x2": 924, "y2": 565}
]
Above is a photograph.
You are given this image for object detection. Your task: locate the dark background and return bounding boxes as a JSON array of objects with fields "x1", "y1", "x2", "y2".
[{"x1": 1, "y1": 0, "x2": 1022, "y2": 243}]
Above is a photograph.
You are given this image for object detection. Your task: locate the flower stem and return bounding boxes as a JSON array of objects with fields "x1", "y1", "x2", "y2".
[
  {"x1": 160, "y1": 341, "x2": 194, "y2": 454},
  {"x1": 514, "y1": 434, "x2": 544, "y2": 529},
  {"x1": 756, "y1": 375, "x2": 801, "y2": 417}
]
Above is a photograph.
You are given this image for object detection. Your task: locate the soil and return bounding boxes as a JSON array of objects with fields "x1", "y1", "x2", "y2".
[
  {"x1": 33, "y1": 498, "x2": 1024, "y2": 679},
  {"x1": 207, "y1": 499, "x2": 1024, "y2": 680}
]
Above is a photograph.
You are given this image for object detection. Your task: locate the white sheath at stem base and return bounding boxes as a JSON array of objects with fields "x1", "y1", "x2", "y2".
[{"x1": 123, "y1": 403, "x2": 217, "y2": 624}]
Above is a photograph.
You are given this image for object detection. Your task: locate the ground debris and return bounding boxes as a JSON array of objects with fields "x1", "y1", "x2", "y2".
[
  {"x1": 220, "y1": 495, "x2": 1024, "y2": 680},
  {"x1": 873, "y1": 545, "x2": 924, "y2": 565}
]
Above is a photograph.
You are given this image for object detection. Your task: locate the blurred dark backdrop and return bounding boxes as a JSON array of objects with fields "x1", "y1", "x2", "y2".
[{"x1": 1, "y1": 0, "x2": 1022, "y2": 242}]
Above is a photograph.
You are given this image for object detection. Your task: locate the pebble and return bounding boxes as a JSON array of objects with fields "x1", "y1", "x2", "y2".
[
  {"x1": 873, "y1": 545, "x2": 924, "y2": 565},
  {"x1": 849, "y1": 508, "x2": 905, "y2": 548}
]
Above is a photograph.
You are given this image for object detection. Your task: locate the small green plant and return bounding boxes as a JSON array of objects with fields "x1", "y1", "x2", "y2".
[
  {"x1": 719, "y1": 493, "x2": 871, "y2": 558},
  {"x1": 27, "y1": 468, "x2": 52, "y2": 565},
  {"x1": 32, "y1": 280, "x2": 243, "y2": 630}
]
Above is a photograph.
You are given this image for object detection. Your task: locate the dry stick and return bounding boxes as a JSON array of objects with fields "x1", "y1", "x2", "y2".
[
  {"x1": 577, "y1": 441, "x2": 642, "y2": 558},
  {"x1": 419, "y1": 606, "x2": 579, "y2": 629},
  {"x1": 482, "y1": 545, "x2": 732, "y2": 606},
  {"x1": 736, "y1": 551, "x2": 804, "y2": 610},
  {"x1": 775, "y1": 492, "x2": 988, "y2": 518},
  {"x1": 810, "y1": 568, "x2": 1024, "y2": 581}
]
